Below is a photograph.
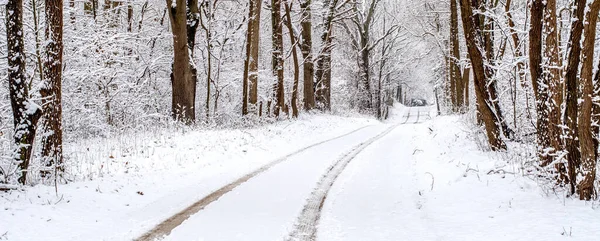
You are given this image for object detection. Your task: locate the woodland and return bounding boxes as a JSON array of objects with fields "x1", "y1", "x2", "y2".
[{"x1": 0, "y1": 0, "x2": 599, "y2": 202}]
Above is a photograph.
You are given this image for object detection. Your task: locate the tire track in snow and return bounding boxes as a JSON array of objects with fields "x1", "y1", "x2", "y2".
[
  {"x1": 135, "y1": 125, "x2": 374, "y2": 241},
  {"x1": 285, "y1": 122, "x2": 401, "y2": 241},
  {"x1": 400, "y1": 107, "x2": 412, "y2": 124}
]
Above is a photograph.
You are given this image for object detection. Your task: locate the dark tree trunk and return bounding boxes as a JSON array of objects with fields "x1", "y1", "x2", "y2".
[
  {"x1": 576, "y1": 0, "x2": 600, "y2": 200},
  {"x1": 271, "y1": 0, "x2": 285, "y2": 117},
  {"x1": 458, "y1": 0, "x2": 506, "y2": 150},
  {"x1": 7, "y1": 0, "x2": 43, "y2": 184},
  {"x1": 449, "y1": 0, "x2": 463, "y2": 111},
  {"x1": 167, "y1": 0, "x2": 197, "y2": 123},
  {"x1": 544, "y1": 0, "x2": 563, "y2": 163},
  {"x1": 529, "y1": 0, "x2": 553, "y2": 164},
  {"x1": 300, "y1": 0, "x2": 315, "y2": 110},
  {"x1": 563, "y1": 0, "x2": 586, "y2": 195},
  {"x1": 40, "y1": 0, "x2": 64, "y2": 175}
]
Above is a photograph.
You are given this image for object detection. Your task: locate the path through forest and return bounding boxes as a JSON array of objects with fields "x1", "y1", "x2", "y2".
[
  {"x1": 146, "y1": 106, "x2": 434, "y2": 240},
  {"x1": 145, "y1": 105, "x2": 600, "y2": 241}
]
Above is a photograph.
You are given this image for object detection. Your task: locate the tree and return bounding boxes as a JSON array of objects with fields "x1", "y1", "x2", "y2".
[
  {"x1": 166, "y1": 0, "x2": 198, "y2": 123},
  {"x1": 529, "y1": 0, "x2": 552, "y2": 164},
  {"x1": 449, "y1": 0, "x2": 463, "y2": 111},
  {"x1": 7, "y1": 0, "x2": 43, "y2": 184},
  {"x1": 458, "y1": 0, "x2": 506, "y2": 150},
  {"x1": 354, "y1": 0, "x2": 376, "y2": 112},
  {"x1": 315, "y1": 0, "x2": 340, "y2": 111},
  {"x1": 300, "y1": 0, "x2": 315, "y2": 110},
  {"x1": 284, "y1": 1, "x2": 300, "y2": 118},
  {"x1": 271, "y1": 0, "x2": 285, "y2": 117},
  {"x1": 242, "y1": 0, "x2": 262, "y2": 115},
  {"x1": 40, "y1": 0, "x2": 65, "y2": 175},
  {"x1": 576, "y1": 0, "x2": 600, "y2": 200},
  {"x1": 543, "y1": 0, "x2": 563, "y2": 165},
  {"x1": 563, "y1": 0, "x2": 585, "y2": 194}
]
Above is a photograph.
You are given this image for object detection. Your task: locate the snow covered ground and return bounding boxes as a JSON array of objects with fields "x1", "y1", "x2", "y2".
[
  {"x1": 319, "y1": 113, "x2": 600, "y2": 241},
  {"x1": 0, "y1": 113, "x2": 378, "y2": 241},
  {"x1": 2, "y1": 105, "x2": 599, "y2": 241}
]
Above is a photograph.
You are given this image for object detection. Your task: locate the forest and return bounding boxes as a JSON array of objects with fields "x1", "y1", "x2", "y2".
[
  {"x1": 0, "y1": 0, "x2": 437, "y2": 188},
  {"x1": 1, "y1": 0, "x2": 600, "y2": 239}
]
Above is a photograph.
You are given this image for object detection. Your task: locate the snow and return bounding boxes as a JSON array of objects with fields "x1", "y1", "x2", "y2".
[
  {"x1": 0, "y1": 113, "x2": 377, "y2": 241},
  {"x1": 163, "y1": 123, "x2": 392, "y2": 241},
  {"x1": 318, "y1": 112, "x2": 600, "y2": 241},
  {"x1": 2, "y1": 106, "x2": 599, "y2": 241}
]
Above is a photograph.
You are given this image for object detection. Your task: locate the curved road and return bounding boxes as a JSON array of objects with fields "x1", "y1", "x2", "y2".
[{"x1": 138, "y1": 106, "x2": 432, "y2": 241}]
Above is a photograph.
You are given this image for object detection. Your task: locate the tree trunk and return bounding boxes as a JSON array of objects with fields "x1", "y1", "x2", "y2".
[
  {"x1": 167, "y1": 0, "x2": 197, "y2": 123},
  {"x1": 187, "y1": 0, "x2": 199, "y2": 56},
  {"x1": 449, "y1": 0, "x2": 463, "y2": 111},
  {"x1": 358, "y1": 31, "x2": 373, "y2": 112},
  {"x1": 40, "y1": 0, "x2": 64, "y2": 175},
  {"x1": 127, "y1": 3, "x2": 133, "y2": 32},
  {"x1": 530, "y1": 0, "x2": 553, "y2": 164},
  {"x1": 242, "y1": 0, "x2": 254, "y2": 115},
  {"x1": 300, "y1": 0, "x2": 315, "y2": 110},
  {"x1": 463, "y1": 65, "x2": 470, "y2": 108},
  {"x1": 271, "y1": 0, "x2": 285, "y2": 117},
  {"x1": 249, "y1": 0, "x2": 262, "y2": 113},
  {"x1": 84, "y1": 0, "x2": 98, "y2": 19},
  {"x1": 564, "y1": 0, "x2": 585, "y2": 195},
  {"x1": 315, "y1": 0, "x2": 338, "y2": 111},
  {"x1": 284, "y1": 1, "x2": 299, "y2": 118},
  {"x1": 458, "y1": 0, "x2": 506, "y2": 150},
  {"x1": 544, "y1": 0, "x2": 563, "y2": 162},
  {"x1": 7, "y1": 0, "x2": 43, "y2": 184},
  {"x1": 576, "y1": 0, "x2": 600, "y2": 200},
  {"x1": 504, "y1": 0, "x2": 526, "y2": 95}
]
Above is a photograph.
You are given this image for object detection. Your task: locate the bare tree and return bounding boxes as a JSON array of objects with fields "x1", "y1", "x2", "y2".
[
  {"x1": 300, "y1": 0, "x2": 315, "y2": 110},
  {"x1": 7, "y1": 0, "x2": 43, "y2": 184},
  {"x1": 563, "y1": 0, "x2": 585, "y2": 194},
  {"x1": 242, "y1": 0, "x2": 262, "y2": 115},
  {"x1": 40, "y1": 0, "x2": 65, "y2": 175},
  {"x1": 315, "y1": 0, "x2": 341, "y2": 111},
  {"x1": 449, "y1": 0, "x2": 463, "y2": 111},
  {"x1": 272, "y1": 0, "x2": 285, "y2": 117},
  {"x1": 284, "y1": 1, "x2": 300, "y2": 118},
  {"x1": 529, "y1": 0, "x2": 552, "y2": 163},
  {"x1": 543, "y1": 0, "x2": 563, "y2": 164},
  {"x1": 458, "y1": 0, "x2": 506, "y2": 150},
  {"x1": 166, "y1": 0, "x2": 198, "y2": 123},
  {"x1": 576, "y1": 0, "x2": 600, "y2": 200}
]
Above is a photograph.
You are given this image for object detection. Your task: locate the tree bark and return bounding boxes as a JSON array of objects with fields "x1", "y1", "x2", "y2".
[
  {"x1": 7, "y1": 0, "x2": 43, "y2": 184},
  {"x1": 242, "y1": 0, "x2": 254, "y2": 115},
  {"x1": 40, "y1": 0, "x2": 64, "y2": 175},
  {"x1": 450, "y1": 0, "x2": 463, "y2": 111},
  {"x1": 563, "y1": 0, "x2": 586, "y2": 195},
  {"x1": 463, "y1": 64, "x2": 470, "y2": 107},
  {"x1": 458, "y1": 0, "x2": 506, "y2": 150},
  {"x1": 544, "y1": 0, "x2": 563, "y2": 165},
  {"x1": 315, "y1": 0, "x2": 338, "y2": 111},
  {"x1": 271, "y1": 0, "x2": 285, "y2": 117},
  {"x1": 529, "y1": 0, "x2": 553, "y2": 164},
  {"x1": 284, "y1": 1, "x2": 299, "y2": 118},
  {"x1": 300, "y1": 0, "x2": 315, "y2": 110},
  {"x1": 167, "y1": 0, "x2": 197, "y2": 123},
  {"x1": 249, "y1": 0, "x2": 262, "y2": 113},
  {"x1": 576, "y1": 0, "x2": 600, "y2": 200}
]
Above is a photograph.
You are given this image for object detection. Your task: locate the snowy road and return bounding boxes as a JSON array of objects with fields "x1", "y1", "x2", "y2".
[
  {"x1": 135, "y1": 105, "x2": 600, "y2": 241},
  {"x1": 138, "y1": 106, "x2": 431, "y2": 240}
]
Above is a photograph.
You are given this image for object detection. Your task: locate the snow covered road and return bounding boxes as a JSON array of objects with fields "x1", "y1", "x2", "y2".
[
  {"x1": 147, "y1": 106, "x2": 600, "y2": 241},
  {"x1": 145, "y1": 106, "x2": 431, "y2": 240}
]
